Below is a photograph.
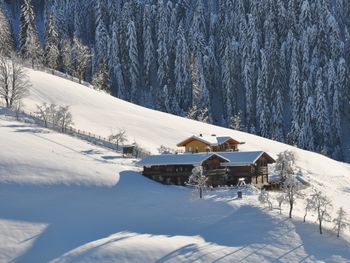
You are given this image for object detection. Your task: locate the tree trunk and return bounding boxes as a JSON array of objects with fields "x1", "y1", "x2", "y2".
[
  {"x1": 319, "y1": 220, "x2": 323, "y2": 234},
  {"x1": 199, "y1": 186, "x2": 202, "y2": 199},
  {"x1": 289, "y1": 201, "x2": 293, "y2": 218}
]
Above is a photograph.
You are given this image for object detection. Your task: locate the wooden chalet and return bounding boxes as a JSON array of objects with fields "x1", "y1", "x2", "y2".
[
  {"x1": 136, "y1": 151, "x2": 275, "y2": 187},
  {"x1": 177, "y1": 134, "x2": 242, "y2": 153}
]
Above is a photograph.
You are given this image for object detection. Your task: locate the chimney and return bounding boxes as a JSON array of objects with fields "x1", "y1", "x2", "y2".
[
  {"x1": 211, "y1": 134, "x2": 216, "y2": 137},
  {"x1": 199, "y1": 133, "x2": 203, "y2": 137}
]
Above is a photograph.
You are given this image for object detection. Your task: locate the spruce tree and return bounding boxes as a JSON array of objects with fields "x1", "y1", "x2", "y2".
[
  {"x1": 19, "y1": 0, "x2": 42, "y2": 68},
  {"x1": 127, "y1": 20, "x2": 139, "y2": 102},
  {"x1": 174, "y1": 21, "x2": 191, "y2": 113},
  {"x1": 0, "y1": 7, "x2": 13, "y2": 56},
  {"x1": 92, "y1": 60, "x2": 111, "y2": 94},
  {"x1": 45, "y1": 14, "x2": 60, "y2": 73}
]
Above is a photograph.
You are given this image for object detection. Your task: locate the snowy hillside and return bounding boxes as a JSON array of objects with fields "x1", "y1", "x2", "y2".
[
  {"x1": 22, "y1": 67, "x2": 350, "y2": 214},
  {"x1": 1, "y1": 117, "x2": 350, "y2": 263},
  {"x1": 0, "y1": 68, "x2": 350, "y2": 262}
]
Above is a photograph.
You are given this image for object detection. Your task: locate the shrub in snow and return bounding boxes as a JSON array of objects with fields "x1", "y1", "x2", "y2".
[
  {"x1": 276, "y1": 192, "x2": 286, "y2": 214},
  {"x1": 157, "y1": 145, "x2": 176, "y2": 155},
  {"x1": 36, "y1": 103, "x2": 73, "y2": 131},
  {"x1": 303, "y1": 196, "x2": 313, "y2": 223},
  {"x1": 188, "y1": 166, "x2": 207, "y2": 199},
  {"x1": 333, "y1": 207, "x2": 350, "y2": 238},
  {"x1": 258, "y1": 189, "x2": 272, "y2": 210}
]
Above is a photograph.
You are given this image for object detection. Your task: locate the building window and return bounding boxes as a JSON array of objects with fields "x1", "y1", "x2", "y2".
[
  {"x1": 195, "y1": 146, "x2": 199, "y2": 153},
  {"x1": 188, "y1": 146, "x2": 192, "y2": 152}
]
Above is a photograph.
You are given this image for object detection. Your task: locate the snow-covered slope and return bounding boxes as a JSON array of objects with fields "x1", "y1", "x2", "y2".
[
  {"x1": 1, "y1": 118, "x2": 350, "y2": 263},
  {"x1": 0, "y1": 67, "x2": 350, "y2": 262},
  {"x1": 22, "y1": 68, "x2": 350, "y2": 214}
]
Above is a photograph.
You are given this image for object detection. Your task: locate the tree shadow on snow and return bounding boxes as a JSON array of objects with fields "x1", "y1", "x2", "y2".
[{"x1": 1, "y1": 171, "x2": 349, "y2": 262}]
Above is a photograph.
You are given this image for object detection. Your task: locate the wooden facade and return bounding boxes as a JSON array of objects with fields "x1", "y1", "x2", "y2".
[
  {"x1": 142, "y1": 155, "x2": 228, "y2": 186},
  {"x1": 140, "y1": 152, "x2": 274, "y2": 188}
]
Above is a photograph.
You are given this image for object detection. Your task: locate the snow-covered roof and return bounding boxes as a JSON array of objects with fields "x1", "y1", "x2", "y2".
[
  {"x1": 176, "y1": 135, "x2": 239, "y2": 147},
  {"x1": 136, "y1": 151, "x2": 275, "y2": 167},
  {"x1": 136, "y1": 153, "x2": 229, "y2": 167},
  {"x1": 218, "y1": 151, "x2": 275, "y2": 166}
]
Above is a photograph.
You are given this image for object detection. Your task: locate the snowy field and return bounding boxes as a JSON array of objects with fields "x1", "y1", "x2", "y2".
[{"x1": 0, "y1": 67, "x2": 349, "y2": 262}]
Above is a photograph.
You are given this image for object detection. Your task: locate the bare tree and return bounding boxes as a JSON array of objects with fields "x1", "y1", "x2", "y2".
[
  {"x1": 35, "y1": 103, "x2": 73, "y2": 131},
  {"x1": 0, "y1": 56, "x2": 10, "y2": 106},
  {"x1": 310, "y1": 189, "x2": 333, "y2": 234},
  {"x1": 332, "y1": 207, "x2": 350, "y2": 238},
  {"x1": 36, "y1": 102, "x2": 50, "y2": 127},
  {"x1": 303, "y1": 197, "x2": 313, "y2": 223},
  {"x1": 276, "y1": 192, "x2": 286, "y2": 214},
  {"x1": 259, "y1": 189, "x2": 273, "y2": 210},
  {"x1": 9, "y1": 58, "x2": 30, "y2": 107},
  {"x1": 109, "y1": 129, "x2": 127, "y2": 150},
  {"x1": 282, "y1": 173, "x2": 301, "y2": 218},
  {"x1": 0, "y1": 55, "x2": 30, "y2": 108},
  {"x1": 188, "y1": 166, "x2": 208, "y2": 199},
  {"x1": 57, "y1": 106, "x2": 73, "y2": 132}
]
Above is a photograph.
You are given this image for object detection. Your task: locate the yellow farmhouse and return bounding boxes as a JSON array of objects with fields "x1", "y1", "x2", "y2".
[{"x1": 177, "y1": 134, "x2": 242, "y2": 153}]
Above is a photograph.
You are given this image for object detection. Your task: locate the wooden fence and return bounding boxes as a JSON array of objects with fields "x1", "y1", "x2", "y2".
[{"x1": 14, "y1": 109, "x2": 150, "y2": 159}]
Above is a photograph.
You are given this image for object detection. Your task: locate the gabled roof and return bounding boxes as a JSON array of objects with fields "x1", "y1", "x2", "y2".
[
  {"x1": 176, "y1": 135, "x2": 240, "y2": 147},
  {"x1": 136, "y1": 153, "x2": 230, "y2": 167},
  {"x1": 218, "y1": 151, "x2": 275, "y2": 166}
]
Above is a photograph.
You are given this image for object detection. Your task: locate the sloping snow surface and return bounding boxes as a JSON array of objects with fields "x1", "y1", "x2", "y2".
[{"x1": 0, "y1": 68, "x2": 349, "y2": 262}]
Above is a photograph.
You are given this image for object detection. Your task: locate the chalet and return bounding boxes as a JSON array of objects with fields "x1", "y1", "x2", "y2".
[
  {"x1": 136, "y1": 151, "x2": 275, "y2": 187},
  {"x1": 177, "y1": 134, "x2": 242, "y2": 153}
]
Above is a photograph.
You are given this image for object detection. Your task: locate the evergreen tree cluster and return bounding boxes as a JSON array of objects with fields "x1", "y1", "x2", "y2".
[{"x1": 1, "y1": 0, "x2": 350, "y2": 160}]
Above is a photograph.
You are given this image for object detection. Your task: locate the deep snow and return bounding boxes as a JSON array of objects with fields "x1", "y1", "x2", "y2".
[{"x1": 0, "y1": 67, "x2": 350, "y2": 262}]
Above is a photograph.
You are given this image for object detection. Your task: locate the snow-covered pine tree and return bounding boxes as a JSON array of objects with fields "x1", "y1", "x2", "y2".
[
  {"x1": 287, "y1": 40, "x2": 302, "y2": 145},
  {"x1": 174, "y1": 21, "x2": 191, "y2": 113},
  {"x1": 299, "y1": 96, "x2": 315, "y2": 151},
  {"x1": 272, "y1": 89, "x2": 284, "y2": 142},
  {"x1": 61, "y1": 38, "x2": 73, "y2": 77},
  {"x1": 0, "y1": 7, "x2": 13, "y2": 56},
  {"x1": 94, "y1": 0, "x2": 108, "y2": 72},
  {"x1": 222, "y1": 41, "x2": 234, "y2": 124},
  {"x1": 156, "y1": 0, "x2": 168, "y2": 91},
  {"x1": 45, "y1": 13, "x2": 60, "y2": 73},
  {"x1": 127, "y1": 20, "x2": 139, "y2": 102},
  {"x1": 244, "y1": 62, "x2": 255, "y2": 132},
  {"x1": 332, "y1": 86, "x2": 342, "y2": 160},
  {"x1": 143, "y1": 4, "x2": 154, "y2": 92},
  {"x1": 72, "y1": 37, "x2": 90, "y2": 84},
  {"x1": 92, "y1": 60, "x2": 110, "y2": 94},
  {"x1": 19, "y1": 0, "x2": 42, "y2": 68},
  {"x1": 315, "y1": 67, "x2": 331, "y2": 155},
  {"x1": 109, "y1": 21, "x2": 125, "y2": 98},
  {"x1": 256, "y1": 49, "x2": 270, "y2": 138}
]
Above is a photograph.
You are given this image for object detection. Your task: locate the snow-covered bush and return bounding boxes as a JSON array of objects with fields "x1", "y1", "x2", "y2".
[
  {"x1": 157, "y1": 145, "x2": 176, "y2": 155},
  {"x1": 258, "y1": 189, "x2": 272, "y2": 210},
  {"x1": 188, "y1": 166, "x2": 208, "y2": 199},
  {"x1": 35, "y1": 103, "x2": 73, "y2": 131},
  {"x1": 274, "y1": 150, "x2": 296, "y2": 182}
]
